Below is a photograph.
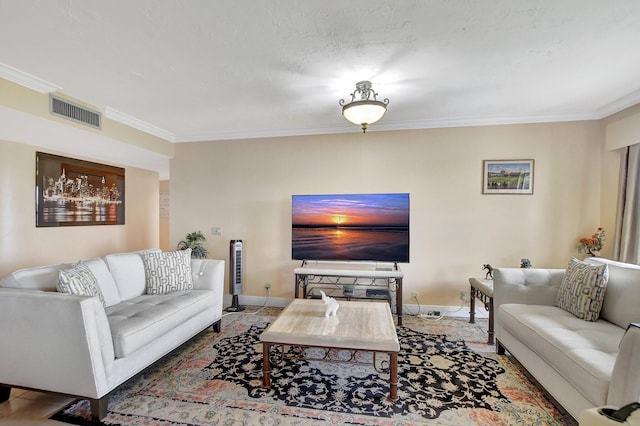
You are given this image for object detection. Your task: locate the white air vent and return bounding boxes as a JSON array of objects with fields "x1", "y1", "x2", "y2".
[{"x1": 50, "y1": 95, "x2": 101, "y2": 129}]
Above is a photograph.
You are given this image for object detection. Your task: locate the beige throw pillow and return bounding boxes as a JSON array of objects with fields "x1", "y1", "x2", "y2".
[
  {"x1": 555, "y1": 257, "x2": 609, "y2": 321},
  {"x1": 57, "y1": 262, "x2": 106, "y2": 307},
  {"x1": 142, "y1": 249, "x2": 194, "y2": 295}
]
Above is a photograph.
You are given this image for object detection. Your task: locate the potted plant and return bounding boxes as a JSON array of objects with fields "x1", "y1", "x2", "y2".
[
  {"x1": 177, "y1": 231, "x2": 208, "y2": 259},
  {"x1": 578, "y1": 228, "x2": 605, "y2": 256}
]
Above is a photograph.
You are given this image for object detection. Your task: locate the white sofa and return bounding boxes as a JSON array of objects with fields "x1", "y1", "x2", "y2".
[
  {"x1": 0, "y1": 249, "x2": 225, "y2": 420},
  {"x1": 494, "y1": 257, "x2": 640, "y2": 420}
]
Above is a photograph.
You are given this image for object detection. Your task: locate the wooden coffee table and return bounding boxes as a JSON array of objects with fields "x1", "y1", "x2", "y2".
[{"x1": 260, "y1": 299, "x2": 400, "y2": 400}]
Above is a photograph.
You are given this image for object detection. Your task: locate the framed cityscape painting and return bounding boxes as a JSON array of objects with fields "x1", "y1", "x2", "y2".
[
  {"x1": 36, "y1": 152, "x2": 125, "y2": 226},
  {"x1": 482, "y1": 159, "x2": 534, "y2": 194}
]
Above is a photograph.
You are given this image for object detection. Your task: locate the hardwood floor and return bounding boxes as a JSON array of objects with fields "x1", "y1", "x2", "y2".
[{"x1": 0, "y1": 388, "x2": 74, "y2": 425}]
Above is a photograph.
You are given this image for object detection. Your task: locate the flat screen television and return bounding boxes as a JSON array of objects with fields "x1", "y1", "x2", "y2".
[{"x1": 292, "y1": 193, "x2": 410, "y2": 263}]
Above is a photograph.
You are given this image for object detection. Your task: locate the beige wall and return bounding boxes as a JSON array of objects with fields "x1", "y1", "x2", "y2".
[
  {"x1": 170, "y1": 120, "x2": 616, "y2": 306},
  {"x1": 0, "y1": 78, "x2": 174, "y2": 157},
  {"x1": 3, "y1": 71, "x2": 627, "y2": 306},
  {"x1": 0, "y1": 139, "x2": 160, "y2": 277}
]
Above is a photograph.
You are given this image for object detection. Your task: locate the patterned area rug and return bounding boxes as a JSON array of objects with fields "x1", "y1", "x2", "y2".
[{"x1": 52, "y1": 308, "x2": 576, "y2": 425}]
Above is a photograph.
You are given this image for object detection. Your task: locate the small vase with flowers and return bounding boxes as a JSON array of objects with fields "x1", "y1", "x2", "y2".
[{"x1": 578, "y1": 228, "x2": 605, "y2": 257}]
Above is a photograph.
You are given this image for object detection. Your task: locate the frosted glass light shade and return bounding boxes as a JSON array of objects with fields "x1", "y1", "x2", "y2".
[
  {"x1": 342, "y1": 100, "x2": 387, "y2": 126},
  {"x1": 339, "y1": 81, "x2": 389, "y2": 132}
]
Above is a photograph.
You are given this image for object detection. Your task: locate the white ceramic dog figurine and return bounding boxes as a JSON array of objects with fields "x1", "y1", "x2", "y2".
[{"x1": 320, "y1": 291, "x2": 339, "y2": 317}]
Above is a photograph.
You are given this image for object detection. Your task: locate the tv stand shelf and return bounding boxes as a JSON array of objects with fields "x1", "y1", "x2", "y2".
[{"x1": 294, "y1": 261, "x2": 404, "y2": 325}]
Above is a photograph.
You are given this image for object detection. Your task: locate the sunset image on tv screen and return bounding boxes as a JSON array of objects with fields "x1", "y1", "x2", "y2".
[{"x1": 291, "y1": 193, "x2": 410, "y2": 263}]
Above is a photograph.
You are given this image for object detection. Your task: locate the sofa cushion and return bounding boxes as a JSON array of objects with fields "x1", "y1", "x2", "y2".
[
  {"x1": 584, "y1": 257, "x2": 640, "y2": 329},
  {"x1": 105, "y1": 290, "x2": 215, "y2": 358},
  {"x1": 0, "y1": 262, "x2": 74, "y2": 291},
  {"x1": 103, "y1": 252, "x2": 148, "y2": 301},
  {"x1": 555, "y1": 257, "x2": 609, "y2": 321},
  {"x1": 499, "y1": 303, "x2": 623, "y2": 406},
  {"x1": 57, "y1": 262, "x2": 106, "y2": 307},
  {"x1": 82, "y1": 258, "x2": 121, "y2": 307},
  {"x1": 142, "y1": 249, "x2": 194, "y2": 295}
]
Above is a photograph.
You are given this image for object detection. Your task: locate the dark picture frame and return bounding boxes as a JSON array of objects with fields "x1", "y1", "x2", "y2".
[
  {"x1": 36, "y1": 152, "x2": 125, "y2": 227},
  {"x1": 482, "y1": 159, "x2": 534, "y2": 195}
]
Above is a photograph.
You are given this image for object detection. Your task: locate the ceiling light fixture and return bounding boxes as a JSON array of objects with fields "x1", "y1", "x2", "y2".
[{"x1": 339, "y1": 81, "x2": 389, "y2": 133}]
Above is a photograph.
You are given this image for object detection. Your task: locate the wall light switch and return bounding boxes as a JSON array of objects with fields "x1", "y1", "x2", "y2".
[{"x1": 211, "y1": 226, "x2": 223, "y2": 236}]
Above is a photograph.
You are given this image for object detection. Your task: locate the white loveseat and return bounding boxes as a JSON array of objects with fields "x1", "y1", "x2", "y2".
[
  {"x1": 494, "y1": 257, "x2": 640, "y2": 420},
  {"x1": 0, "y1": 249, "x2": 225, "y2": 420}
]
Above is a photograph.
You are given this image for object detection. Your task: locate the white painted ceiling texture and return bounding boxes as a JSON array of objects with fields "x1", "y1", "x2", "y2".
[{"x1": 2, "y1": 0, "x2": 640, "y2": 174}]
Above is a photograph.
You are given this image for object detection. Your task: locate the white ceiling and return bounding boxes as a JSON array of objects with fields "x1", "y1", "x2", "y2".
[{"x1": 2, "y1": 0, "x2": 640, "y2": 177}]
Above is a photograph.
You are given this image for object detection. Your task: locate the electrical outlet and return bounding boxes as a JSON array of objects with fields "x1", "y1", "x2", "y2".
[
  {"x1": 460, "y1": 290, "x2": 468, "y2": 302},
  {"x1": 411, "y1": 291, "x2": 418, "y2": 300}
]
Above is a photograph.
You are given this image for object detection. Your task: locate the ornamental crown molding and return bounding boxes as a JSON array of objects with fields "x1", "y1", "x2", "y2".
[
  {"x1": 0, "y1": 62, "x2": 62, "y2": 93},
  {"x1": 104, "y1": 107, "x2": 176, "y2": 142}
]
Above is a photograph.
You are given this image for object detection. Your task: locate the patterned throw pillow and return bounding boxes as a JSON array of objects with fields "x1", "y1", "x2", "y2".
[
  {"x1": 57, "y1": 262, "x2": 106, "y2": 307},
  {"x1": 142, "y1": 249, "x2": 194, "y2": 295},
  {"x1": 555, "y1": 257, "x2": 609, "y2": 321}
]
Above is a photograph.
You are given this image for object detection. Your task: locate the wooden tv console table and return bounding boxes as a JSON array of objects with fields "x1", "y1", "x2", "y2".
[{"x1": 294, "y1": 261, "x2": 404, "y2": 325}]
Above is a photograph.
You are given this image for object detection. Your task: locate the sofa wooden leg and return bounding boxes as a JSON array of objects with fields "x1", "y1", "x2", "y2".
[
  {"x1": 0, "y1": 385, "x2": 10, "y2": 403},
  {"x1": 212, "y1": 319, "x2": 221, "y2": 333},
  {"x1": 496, "y1": 339, "x2": 506, "y2": 355},
  {"x1": 90, "y1": 395, "x2": 109, "y2": 420}
]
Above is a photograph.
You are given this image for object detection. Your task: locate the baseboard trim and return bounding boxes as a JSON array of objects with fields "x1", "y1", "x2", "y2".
[
  {"x1": 404, "y1": 303, "x2": 488, "y2": 319},
  {"x1": 222, "y1": 295, "x2": 489, "y2": 319},
  {"x1": 223, "y1": 294, "x2": 291, "y2": 308}
]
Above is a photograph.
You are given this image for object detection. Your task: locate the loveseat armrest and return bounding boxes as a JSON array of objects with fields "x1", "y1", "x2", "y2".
[
  {"x1": 608, "y1": 323, "x2": 640, "y2": 407},
  {"x1": 493, "y1": 268, "x2": 565, "y2": 311},
  {"x1": 191, "y1": 259, "x2": 225, "y2": 293},
  {"x1": 0, "y1": 288, "x2": 115, "y2": 399}
]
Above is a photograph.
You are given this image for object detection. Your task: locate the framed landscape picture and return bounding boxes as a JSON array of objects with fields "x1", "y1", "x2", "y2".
[
  {"x1": 482, "y1": 159, "x2": 534, "y2": 195},
  {"x1": 36, "y1": 152, "x2": 125, "y2": 226}
]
